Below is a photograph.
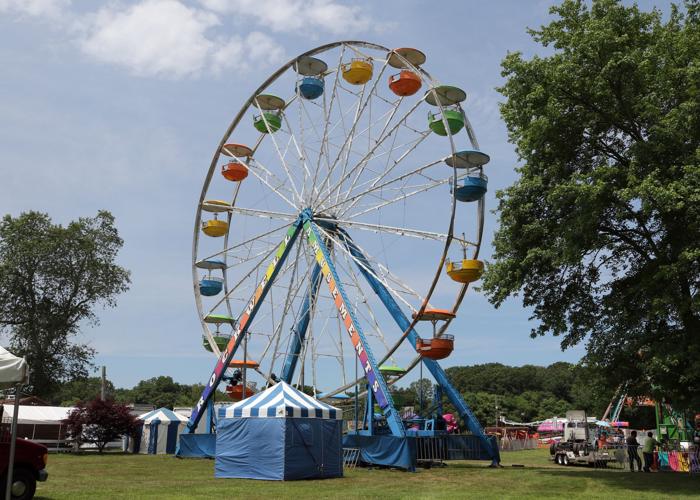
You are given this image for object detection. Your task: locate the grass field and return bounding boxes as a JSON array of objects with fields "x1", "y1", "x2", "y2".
[{"x1": 35, "y1": 448, "x2": 698, "y2": 499}]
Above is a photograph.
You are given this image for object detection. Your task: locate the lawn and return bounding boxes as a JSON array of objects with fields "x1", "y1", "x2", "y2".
[{"x1": 36, "y1": 448, "x2": 698, "y2": 499}]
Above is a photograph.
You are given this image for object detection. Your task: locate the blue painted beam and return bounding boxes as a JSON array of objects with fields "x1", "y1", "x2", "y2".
[
  {"x1": 338, "y1": 230, "x2": 499, "y2": 463},
  {"x1": 281, "y1": 263, "x2": 322, "y2": 383}
]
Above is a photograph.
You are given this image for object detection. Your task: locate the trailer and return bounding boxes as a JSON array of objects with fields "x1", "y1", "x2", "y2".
[{"x1": 551, "y1": 410, "x2": 617, "y2": 467}]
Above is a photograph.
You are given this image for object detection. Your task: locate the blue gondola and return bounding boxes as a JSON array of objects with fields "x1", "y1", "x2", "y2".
[
  {"x1": 454, "y1": 175, "x2": 488, "y2": 202},
  {"x1": 298, "y1": 76, "x2": 324, "y2": 100},
  {"x1": 199, "y1": 277, "x2": 224, "y2": 296}
]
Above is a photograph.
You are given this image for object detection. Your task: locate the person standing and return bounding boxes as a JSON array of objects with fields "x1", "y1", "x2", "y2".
[
  {"x1": 626, "y1": 430, "x2": 642, "y2": 472},
  {"x1": 642, "y1": 431, "x2": 659, "y2": 472}
]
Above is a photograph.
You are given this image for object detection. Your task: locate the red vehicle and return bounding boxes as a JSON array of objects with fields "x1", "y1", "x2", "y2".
[{"x1": 0, "y1": 436, "x2": 48, "y2": 500}]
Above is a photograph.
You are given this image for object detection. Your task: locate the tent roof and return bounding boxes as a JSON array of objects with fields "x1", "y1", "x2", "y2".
[
  {"x1": 0, "y1": 346, "x2": 28, "y2": 388},
  {"x1": 219, "y1": 381, "x2": 342, "y2": 420},
  {"x1": 2, "y1": 405, "x2": 72, "y2": 424},
  {"x1": 139, "y1": 407, "x2": 188, "y2": 423}
]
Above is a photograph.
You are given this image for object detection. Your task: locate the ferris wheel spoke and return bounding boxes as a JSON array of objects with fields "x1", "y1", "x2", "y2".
[
  {"x1": 253, "y1": 102, "x2": 303, "y2": 205},
  {"x1": 315, "y1": 225, "x2": 417, "y2": 312},
  {"x1": 322, "y1": 158, "x2": 442, "y2": 215},
  {"x1": 314, "y1": 216, "x2": 476, "y2": 246},
  {"x1": 329, "y1": 58, "x2": 391, "y2": 206},
  {"x1": 196, "y1": 221, "x2": 289, "y2": 264},
  {"x1": 239, "y1": 158, "x2": 299, "y2": 210},
  {"x1": 341, "y1": 176, "x2": 453, "y2": 220},
  {"x1": 281, "y1": 113, "x2": 316, "y2": 201},
  {"x1": 313, "y1": 98, "x2": 425, "y2": 209},
  {"x1": 337, "y1": 130, "x2": 433, "y2": 214},
  {"x1": 334, "y1": 103, "x2": 429, "y2": 199},
  {"x1": 337, "y1": 230, "x2": 426, "y2": 305},
  {"x1": 226, "y1": 206, "x2": 298, "y2": 222},
  {"x1": 204, "y1": 243, "x2": 281, "y2": 317},
  {"x1": 257, "y1": 243, "x2": 308, "y2": 379}
]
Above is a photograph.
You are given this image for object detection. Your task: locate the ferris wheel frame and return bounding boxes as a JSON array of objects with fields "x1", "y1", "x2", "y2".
[{"x1": 186, "y1": 41, "x2": 495, "y2": 463}]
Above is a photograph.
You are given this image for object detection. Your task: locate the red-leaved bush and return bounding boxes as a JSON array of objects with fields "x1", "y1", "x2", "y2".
[{"x1": 64, "y1": 399, "x2": 139, "y2": 453}]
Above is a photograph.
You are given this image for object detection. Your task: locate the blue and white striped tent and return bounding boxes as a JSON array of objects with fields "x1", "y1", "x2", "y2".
[
  {"x1": 215, "y1": 382, "x2": 343, "y2": 480},
  {"x1": 130, "y1": 408, "x2": 188, "y2": 455},
  {"x1": 218, "y1": 381, "x2": 342, "y2": 420}
]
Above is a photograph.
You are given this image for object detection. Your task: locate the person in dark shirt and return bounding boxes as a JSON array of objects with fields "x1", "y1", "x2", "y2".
[{"x1": 626, "y1": 430, "x2": 642, "y2": 472}]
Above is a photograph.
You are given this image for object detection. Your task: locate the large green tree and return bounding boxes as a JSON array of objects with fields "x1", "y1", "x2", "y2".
[
  {"x1": 122, "y1": 376, "x2": 207, "y2": 409},
  {"x1": 484, "y1": 0, "x2": 700, "y2": 408},
  {"x1": 0, "y1": 211, "x2": 130, "y2": 396}
]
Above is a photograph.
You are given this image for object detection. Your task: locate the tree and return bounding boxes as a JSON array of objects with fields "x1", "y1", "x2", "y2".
[
  {"x1": 484, "y1": 0, "x2": 700, "y2": 408},
  {"x1": 64, "y1": 398, "x2": 139, "y2": 453},
  {"x1": 53, "y1": 377, "x2": 116, "y2": 406},
  {"x1": 0, "y1": 211, "x2": 130, "y2": 397},
  {"x1": 409, "y1": 378, "x2": 434, "y2": 405}
]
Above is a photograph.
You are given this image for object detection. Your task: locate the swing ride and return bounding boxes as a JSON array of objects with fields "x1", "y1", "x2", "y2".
[{"x1": 185, "y1": 41, "x2": 498, "y2": 468}]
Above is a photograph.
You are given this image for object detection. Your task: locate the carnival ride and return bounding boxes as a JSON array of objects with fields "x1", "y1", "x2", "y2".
[
  {"x1": 602, "y1": 385, "x2": 696, "y2": 443},
  {"x1": 184, "y1": 41, "x2": 498, "y2": 467}
]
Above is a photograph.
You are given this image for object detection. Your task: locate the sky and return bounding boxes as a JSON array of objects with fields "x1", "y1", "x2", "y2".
[{"x1": 0, "y1": 0, "x2": 669, "y2": 390}]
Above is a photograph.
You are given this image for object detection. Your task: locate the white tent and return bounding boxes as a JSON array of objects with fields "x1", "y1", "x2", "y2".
[
  {"x1": 0, "y1": 346, "x2": 28, "y2": 389},
  {"x1": 130, "y1": 408, "x2": 188, "y2": 455},
  {"x1": 1, "y1": 406, "x2": 72, "y2": 426},
  {"x1": 0, "y1": 346, "x2": 29, "y2": 498}
]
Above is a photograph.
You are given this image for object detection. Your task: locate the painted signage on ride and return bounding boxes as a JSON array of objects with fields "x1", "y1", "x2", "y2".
[
  {"x1": 187, "y1": 222, "x2": 301, "y2": 430},
  {"x1": 303, "y1": 221, "x2": 389, "y2": 409}
]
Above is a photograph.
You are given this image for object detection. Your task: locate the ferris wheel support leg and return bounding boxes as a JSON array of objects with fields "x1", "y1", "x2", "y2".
[
  {"x1": 281, "y1": 263, "x2": 323, "y2": 383},
  {"x1": 185, "y1": 217, "x2": 305, "y2": 434},
  {"x1": 338, "y1": 230, "x2": 501, "y2": 465},
  {"x1": 303, "y1": 217, "x2": 406, "y2": 438}
]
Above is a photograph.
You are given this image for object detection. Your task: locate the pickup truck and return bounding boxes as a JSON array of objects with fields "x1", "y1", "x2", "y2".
[{"x1": 0, "y1": 435, "x2": 48, "y2": 500}]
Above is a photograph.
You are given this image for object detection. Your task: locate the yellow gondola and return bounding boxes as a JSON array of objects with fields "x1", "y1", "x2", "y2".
[
  {"x1": 202, "y1": 219, "x2": 228, "y2": 237},
  {"x1": 446, "y1": 259, "x2": 484, "y2": 284},
  {"x1": 342, "y1": 58, "x2": 373, "y2": 85}
]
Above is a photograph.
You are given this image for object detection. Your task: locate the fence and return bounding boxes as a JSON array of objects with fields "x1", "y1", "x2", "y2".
[
  {"x1": 416, "y1": 437, "x2": 448, "y2": 464},
  {"x1": 499, "y1": 437, "x2": 538, "y2": 452},
  {"x1": 0, "y1": 419, "x2": 70, "y2": 452}
]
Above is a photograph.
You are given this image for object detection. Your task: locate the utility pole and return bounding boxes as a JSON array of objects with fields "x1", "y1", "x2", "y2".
[
  {"x1": 494, "y1": 395, "x2": 500, "y2": 427},
  {"x1": 100, "y1": 366, "x2": 106, "y2": 400}
]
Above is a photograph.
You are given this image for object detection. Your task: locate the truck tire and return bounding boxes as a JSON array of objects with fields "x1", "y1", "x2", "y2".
[
  {"x1": 555, "y1": 454, "x2": 562, "y2": 465},
  {"x1": 6, "y1": 467, "x2": 37, "y2": 500},
  {"x1": 562, "y1": 454, "x2": 570, "y2": 466}
]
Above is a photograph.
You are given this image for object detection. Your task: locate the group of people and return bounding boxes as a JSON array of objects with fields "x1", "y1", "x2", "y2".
[
  {"x1": 625, "y1": 430, "x2": 659, "y2": 473},
  {"x1": 625, "y1": 415, "x2": 700, "y2": 473}
]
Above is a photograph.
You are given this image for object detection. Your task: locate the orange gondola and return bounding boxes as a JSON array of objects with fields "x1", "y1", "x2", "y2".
[
  {"x1": 221, "y1": 160, "x2": 248, "y2": 182},
  {"x1": 225, "y1": 384, "x2": 255, "y2": 401},
  {"x1": 416, "y1": 335, "x2": 454, "y2": 360},
  {"x1": 388, "y1": 70, "x2": 422, "y2": 97}
]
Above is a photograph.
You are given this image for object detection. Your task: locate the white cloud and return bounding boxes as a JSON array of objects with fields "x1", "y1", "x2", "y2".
[
  {"x1": 79, "y1": 0, "x2": 220, "y2": 78},
  {"x1": 76, "y1": 0, "x2": 285, "y2": 79},
  {"x1": 211, "y1": 31, "x2": 285, "y2": 74},
  {"x1": 0, "y1": 0, "x2": 69, "y2": 18},
  {"x1": 200, "y1": 0, "x2": 373, "y2": 34},
  {"x1": 2, "y1": 0, "x2": 382, "y2": 79}
]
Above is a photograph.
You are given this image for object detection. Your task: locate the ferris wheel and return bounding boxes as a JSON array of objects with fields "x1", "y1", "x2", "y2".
[{"x1": 188, "y1": 41, "x2": 491, "y2": 437}]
